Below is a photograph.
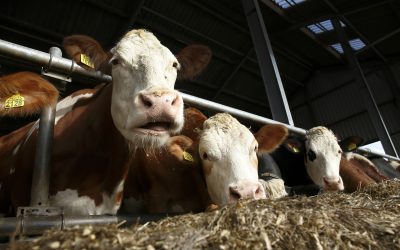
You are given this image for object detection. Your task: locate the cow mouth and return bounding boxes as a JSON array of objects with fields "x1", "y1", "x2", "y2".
[{"x1": 136, "y1": 122, "x2": 172, "y2": 134}]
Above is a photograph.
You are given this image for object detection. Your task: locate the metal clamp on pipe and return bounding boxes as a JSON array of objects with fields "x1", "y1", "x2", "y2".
[{"x1": 41, "y1": 47, "x2": 72, "y2": 82}]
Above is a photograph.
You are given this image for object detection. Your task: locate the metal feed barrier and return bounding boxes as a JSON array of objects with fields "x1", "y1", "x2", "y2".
[{"x1": 0, "y1": 38, "x2": 399, "y2": 237}]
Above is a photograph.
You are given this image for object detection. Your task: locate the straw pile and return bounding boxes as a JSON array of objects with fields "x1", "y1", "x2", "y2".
[{"x1": 11, "y1": 180, "x2": 400, "y2": 250}]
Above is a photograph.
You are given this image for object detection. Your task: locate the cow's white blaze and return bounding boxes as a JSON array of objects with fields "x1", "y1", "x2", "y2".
[
  {"x1": 110, "y1": 29, "x2": 184, "y2": 148},
  {"x1": 199, "y1": 113, "x2": 265, "y2": 206},
  {"x1": 304, "y1": 126, "x2": 344, "y2": 191}
]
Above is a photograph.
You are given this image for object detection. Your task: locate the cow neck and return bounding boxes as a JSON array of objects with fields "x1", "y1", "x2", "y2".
[{"x1": 50, "y1": 83, "x2": 131, "y2": 205}]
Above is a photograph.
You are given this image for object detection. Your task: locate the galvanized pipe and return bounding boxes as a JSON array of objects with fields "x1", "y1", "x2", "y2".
[
  {"x1": 0, "y1": 214, "x2": 179, "y2": 236},
  {"x1": 30, "y1": 106, "x2": 56, "y2": 207},
  {"x1": 0, "y1": 39, "x2": 111, "y2": 83},
  {"x1": 0, "y1": 39, "x2": 398, "y2": 161}
]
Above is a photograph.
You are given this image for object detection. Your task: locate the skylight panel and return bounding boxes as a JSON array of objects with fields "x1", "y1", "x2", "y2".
[
  {"x1": 307, "y1": 20, "x2": 345, "y2": 34},
  {"x1": 330, "y1": 38, "x2": 366, "y2": 54},
  {"x1": 330, "y1": 43, "x2": 344, "y2": 54},
  {"x1": 271, "y1": 0, "x2": 306, "y2": 9}
]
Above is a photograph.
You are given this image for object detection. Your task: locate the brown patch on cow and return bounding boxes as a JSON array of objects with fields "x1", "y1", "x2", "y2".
[
  {"x1": 63, "y1": 35, "x2": 112, "y2": 74},
  {"x1": 340, "y1": 155, "x2": 375, "y2": 192},
  {"x1": 176, "y1": 44, "x2": 212, "y2": 80},
  {"x1": 124, "y1": 134, "x2": 210, "y2": 214},
  {"x1": 115, "y1": 191, "x2": 123, "y2": 205},
  {"x1": 347, "y1": 153, "x2": 389, "y2": 182},
  {"x1": 182, "y1": 108, "x2": 207, "y2": 141},
  {"x1": 255, "y1": 124, "x2": 288, "y2": 153},
  {"x1": 0, "y1": 72, "x2": 59, "y2": 117}
]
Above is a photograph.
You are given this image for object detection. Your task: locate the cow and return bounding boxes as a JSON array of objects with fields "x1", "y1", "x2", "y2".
[
  {"x1": 0, "y1": 29, "x2": 211, "y2": 216},
  {"x1": 121, "y1": 111, "x2": 289, "y2": 214},
  {"x1": 259, "y1": 126, "x2": 393, "y2": 194},
  {"x1": 259, "y1": 126, "x2": 347, "y2": 192}
]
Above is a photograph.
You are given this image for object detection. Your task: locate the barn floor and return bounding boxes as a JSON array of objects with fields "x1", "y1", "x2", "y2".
[{"x1": 10, "y1": 180, "x2": 400, "y2": 250}]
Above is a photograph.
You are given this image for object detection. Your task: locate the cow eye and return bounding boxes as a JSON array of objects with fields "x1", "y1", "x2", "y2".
[
  {"x1": 338, "y1": 149, "x2": 343, "y2": 154},
  {"x1": 307, "y1": 149, "x2": 317, "y2": 162},
  {"x1": 254, "y1": 145, "x2": 258, "y2": 152},
  {"x1": 202, "y1": 152, "x2": 208, "y2": 160},
  {"x1": 110, "y1": 58, "x2": 119, "y2": 65},
  {"x1": 172, "y1": 62, "x2": 178, "y2": 68}
]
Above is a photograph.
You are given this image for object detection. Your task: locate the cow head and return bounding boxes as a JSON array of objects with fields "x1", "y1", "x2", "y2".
[
  {"x1": 303, "y1": 127, "x2": 345, "y2": 191},
  {"x1": 63, "y1": 31, "x2": 211, "y2": 148},
  {"x1": 282, "y1": 126, "x2": 346, "y2": 191},
  {"x1": 109, "y1": 30, "x2": 211, "y2": 148},
  {"x1": 198, "y1": 113, "x2": 270, "y2": 206}
]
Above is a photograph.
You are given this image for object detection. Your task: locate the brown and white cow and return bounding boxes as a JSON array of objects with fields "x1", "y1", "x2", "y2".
[
  {"x1": 197, "y1": 113, "x2": 288, "y2": 206},
  {"x1": 0, "y1": 29, "x2": 211, "y2": 216},
  {"x1": 121, "y1": 111, "x2": 289, "y2": 213}
]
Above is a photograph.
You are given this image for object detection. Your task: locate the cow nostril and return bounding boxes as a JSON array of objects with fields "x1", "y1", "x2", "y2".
[
  {"x1": 140, "y1": 94, "x2": 152, "y2": 108},
  {"x1": 171, "y1": 95, "x2": 178, "y2": 106},
  {"x1": 229, "y1": 187, "x2": 241, "y2": 201}
]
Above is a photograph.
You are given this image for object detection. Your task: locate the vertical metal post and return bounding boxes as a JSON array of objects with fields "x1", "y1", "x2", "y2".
[
  {"x1": 242, "y1": 0, "x2": 294, "y2": 125},
  {"x1": 29, "y1": 47, "x2": 59, "y2": 206},
  {"x1": 332, "y1": 17, "x2": 398, "y2": 157}
]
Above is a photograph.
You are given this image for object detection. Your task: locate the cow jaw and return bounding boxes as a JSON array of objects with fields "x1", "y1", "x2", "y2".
[
  {"x1": 304, "y1": 127, "x2": 344, "y2": 191},
  {"x1": 110, "y1": 29, "x2": 184, "y2": 148}
]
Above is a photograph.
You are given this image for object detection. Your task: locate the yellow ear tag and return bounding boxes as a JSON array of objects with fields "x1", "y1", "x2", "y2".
[
  {"x1": 80, "y1": 54, "x2": 95, "y2": 68},
  {"x1": 4, "y1": 93, "x2": 24, "y2": 109},
  {"x1": 348, "y1": 143, "x2": 357, "y2": 151},
  {"x1": 183, "y1": 151, "x2": 194, "y2": 162},
  {"x1": 287, "y1": 143, "x2": 300, "y2": 153}
]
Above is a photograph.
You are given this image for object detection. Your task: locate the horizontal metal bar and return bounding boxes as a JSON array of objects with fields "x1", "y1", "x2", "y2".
[
  {"x1": 0, "y1": 39, "x2": 111, "y2": 83},
  {"x1": 1, "y1": 39, "x2": 398, "y2": 162},
  {"x1": 182, "y1": 93, "x2": 306, "y2": 135},
  {"x1": 0, "y1": 214, "x2": 179, "y2": 236}
]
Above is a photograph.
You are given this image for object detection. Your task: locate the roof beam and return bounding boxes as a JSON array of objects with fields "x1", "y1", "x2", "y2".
[
  {"x1": 212, "y1": 48, "x2": 253, "y2": 100},
  {"x1": 274, "y1": 0, "x2": 393, "y2": 36},
  {"x1": 260, "y1": 0, "x2": 341, "y2": 61},
  {"x1": 323, "y1": 0, "x2": 387, "y2": 63},
  {"x1": 355, "y1": 27, "x2": 400, "y2": 56},
  {"x1": 332, "y1": 16, "x2": 397, "y2": 156}
]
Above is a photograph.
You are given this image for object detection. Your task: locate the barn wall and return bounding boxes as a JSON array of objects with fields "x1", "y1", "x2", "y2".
[{"x1": 290, "y1": 62, "x2": 400, "y2": 154}]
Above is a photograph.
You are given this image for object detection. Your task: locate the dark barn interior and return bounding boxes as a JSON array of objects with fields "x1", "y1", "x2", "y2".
[{"x1": 1, "y1": 0, "x2": 400, "y2": 155}]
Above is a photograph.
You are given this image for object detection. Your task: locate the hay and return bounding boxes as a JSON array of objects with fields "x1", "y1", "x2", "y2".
[{"x1": 11, "y1": 180, "x2": 400, "y2": 250}]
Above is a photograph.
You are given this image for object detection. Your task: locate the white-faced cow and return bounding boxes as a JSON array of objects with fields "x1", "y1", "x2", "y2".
[
  {"x1": 197, "y1": 113, "x2": 288, "y2": 206},
  {"x1": 0, "y1": 29, "x2": 211, "y2": 216},
  {"x1": 121, "y1": 110, "x2": 289, "y2": 213}
]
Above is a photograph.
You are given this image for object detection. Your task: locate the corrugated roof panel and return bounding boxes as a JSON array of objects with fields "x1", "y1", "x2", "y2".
[{"x1": 330, "y1": 113, "x2": 376, "y2": 142}]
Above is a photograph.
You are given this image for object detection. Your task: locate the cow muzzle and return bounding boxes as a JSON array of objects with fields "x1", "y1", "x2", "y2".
[
  {"x1": 136, "y1": 90, "x2": 183, "y2": 134},
  {"x1": 322, "y1": 176, "x2": 344, "y2": 191},
  {"x1": 228, "y1": 181, "x2": 266, "y2": 202}
]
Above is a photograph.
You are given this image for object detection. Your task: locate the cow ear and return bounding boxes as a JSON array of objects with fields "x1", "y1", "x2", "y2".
[
  {"x1": 62, "y1": 35, "x2": 112, "y2": 74},
  {"x1": 283, "y1": 137, "x2": 305, "y2": 154},
  {"x1": 182, "y1": 108, "x2": 207, "y2": 141},
  {"x1": 255, "y1": 124, "x2": 288, "y2": 153},
  {"x1": 176, "y1": 44, "x2": 212, "y2": 80},
  {"x1": 0, "y1": 72, "x2": 59, "y2": 117},
  {"x1": 168, "y1": 135, "x2": 197, "y2": 163},
  {"x1": 339, "y1": 136, "x2": 364, "y2": 152}
]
